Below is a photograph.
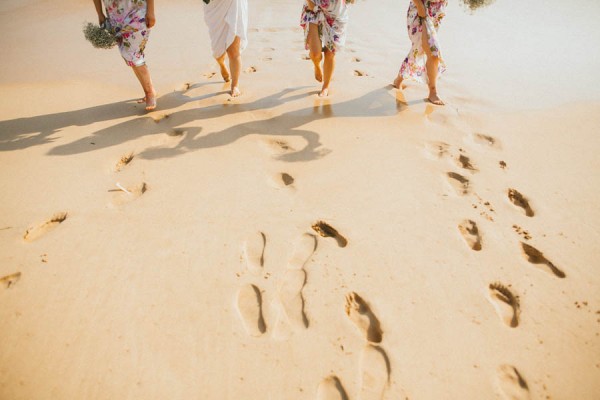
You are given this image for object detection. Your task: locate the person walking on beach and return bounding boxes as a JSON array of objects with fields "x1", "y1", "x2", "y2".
[
  {"x1": 393, "y1": 0, "x2": 448, "y2": 105},
  {"x1": 93, "y1": 0, "x2": 157, "y2": 111},
  {"x1": 301, "y1": 0, "x2": 354, "y2": 97},
  {"x1": 202, "y1": 0, "x2": 249, "y2": 97}
]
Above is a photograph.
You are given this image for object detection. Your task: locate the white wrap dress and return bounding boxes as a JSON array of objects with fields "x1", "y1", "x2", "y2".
[{"x1": 203, "y1": 0, "x2": 249, "y2": 58}]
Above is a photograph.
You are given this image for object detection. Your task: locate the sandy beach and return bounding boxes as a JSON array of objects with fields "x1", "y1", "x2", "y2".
[{"x1": 1, "y1": 0, "x2": 600, "y2": 399}]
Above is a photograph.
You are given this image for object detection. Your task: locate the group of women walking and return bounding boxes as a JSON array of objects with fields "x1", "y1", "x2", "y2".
[{"x1": 92, "y1": 0, "x2": 448, "y2": 111}]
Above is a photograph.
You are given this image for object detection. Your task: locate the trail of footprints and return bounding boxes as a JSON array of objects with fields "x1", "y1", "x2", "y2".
[
  {"x1": 10, "y1": 150, "x2": 150, "y2": 290},
  {"x1": 231, "y1": 126, "x2": 550, "y2": 397},
  {"x1": 234, "y1": 228, "x2": 390, "y2": 399},
  {"x1": 236, "y1": 231, "x2": 315, "y2": 339},
  {"x1": 423, "y1": 126, "x2": 565, "y2": 397},
  {"x1": 6, "y1": 79, "x2": 556, "y2": 398}
]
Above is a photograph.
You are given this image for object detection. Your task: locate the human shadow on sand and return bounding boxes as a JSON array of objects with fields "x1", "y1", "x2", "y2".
[
  {"x1": 0, "y1": 81, "x2": 225, "y2": 152},
  {"x1": 46, "y1": 85, "x2": 405, "y2": 163}
]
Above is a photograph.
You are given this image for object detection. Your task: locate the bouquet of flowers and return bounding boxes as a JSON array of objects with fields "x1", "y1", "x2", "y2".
[
  {"x1": 83, "y1": 21, "x2": 117, "y2": 49},
  {"x1": 461, "y1": 0, "x2": 495, "y2": 11}
]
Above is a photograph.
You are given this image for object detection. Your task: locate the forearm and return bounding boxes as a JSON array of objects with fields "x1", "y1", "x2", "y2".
[
  {"x1": 411, "y1": 0, "x2": 427, "y2": 16},
  {"x1": 411, "y1": 0, "x2": 425, "y2": 8},
  {"x1": 309, "y1": 0, "x2": 325, "y2": 8},
  {"x1": 147, "y1": 0, "x2": 155, "y2": 15},
  {"x1": 93, "y1": 0, "x2": 104, "y2": 17}
]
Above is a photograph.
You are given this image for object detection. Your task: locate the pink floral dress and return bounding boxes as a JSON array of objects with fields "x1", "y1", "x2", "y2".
[
  {"x1": 398, "y1": 0, "x2": 447, "y2": 83},
  {"x1": 300, "y1": 0, "x2": 349, "y2": 53},
  {"x1": 103, "y1": 0, "x2": 150, "y2": 67}
]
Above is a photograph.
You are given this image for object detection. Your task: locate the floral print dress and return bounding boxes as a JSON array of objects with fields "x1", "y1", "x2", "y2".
[
  {"x1": 300, "y1": 0, "x2": 349, "y2": 53},
  {"x1": 398, "y1": 0, "x2": 447, "y2": 84},
  {"x1": 103, "y1": 0, "x2": 149, "y2": 67}
]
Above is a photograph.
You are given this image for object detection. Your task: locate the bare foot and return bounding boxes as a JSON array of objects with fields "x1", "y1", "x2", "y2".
[
  {"x1": 217, "y1": 57, "x2": 231, "y2": 82},
  {"x1": 220, "y1": 66, "x2": 231, "y2": 82},
  {"x1": 231, "y1": 86, "x2": 241, "y2": 97},
  {"x1": 314, "y1": 62, "x2": 323, "y2": 83},
  {"x1": 392, "y1": 75, "x2": 403, "y2": 89},
  {"x1": 145, "y1": 91, "x2": 157, "y2": 111},
  {"x1": 427, "y1": 88, "x2": 444, "y2": 106},
  {"x1": 318, "y1": 87, "x2": 329, "y2": 97},
  {"x1": 137, "y1": 92, "x2": 157, "y2": 111}
]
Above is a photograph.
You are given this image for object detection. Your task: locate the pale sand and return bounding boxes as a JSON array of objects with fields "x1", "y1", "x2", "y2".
[{"x1": 1, "y1": 0, "x2": 600, "y2": 399}]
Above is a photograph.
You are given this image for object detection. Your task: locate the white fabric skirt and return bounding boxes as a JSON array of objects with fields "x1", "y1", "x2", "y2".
[{"x1": 203, "y1": 0, "x2": 248, "y2": 58}]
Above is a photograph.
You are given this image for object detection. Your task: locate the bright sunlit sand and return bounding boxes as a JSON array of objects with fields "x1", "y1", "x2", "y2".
[{"x1": 1, "y1": 0, "x2": 599, "y2": 399}]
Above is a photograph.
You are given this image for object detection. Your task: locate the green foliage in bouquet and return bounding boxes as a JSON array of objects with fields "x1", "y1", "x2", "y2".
[
  {"x1": 461, "y1": 0, "x2": 496, "y2": 11},
  {"x1": 83, "y1": 22, "x2": 117, "y2": 49}
]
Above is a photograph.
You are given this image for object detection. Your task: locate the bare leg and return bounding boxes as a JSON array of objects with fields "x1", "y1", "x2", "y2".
[
  {"x1": 307, "y1": 23, "x2": 323, "y2": 83},
  {"x1": 393, "y1": 74, "x2": 403, "y2": 89},
  {"x1": 216, "y1": 53, "x2": 231, "y2": 82},
  {"x1": 227, "y1": 36, "x2": 242, "y2": 97},
  {"x1": 132, "y1": 64, "x2": 157, "y2": 111},
  {"x1": 320, "y1": 49, "x2": 335, "y2": 97},
  {"x1": 421, "y1": 23, "x2": 444, "y2": 105}
]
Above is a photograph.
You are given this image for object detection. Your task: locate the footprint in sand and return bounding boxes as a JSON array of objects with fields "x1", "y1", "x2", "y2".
[
  {"x1": 23, "y1": 212, "x2": 67, "y2": 242},
  {"x1": 243, "y1": 232, "x2": 266, "y2": 275},
  {"x1": 512, "y1": 225, "x2": 531, "y2": 241},
  {"x1": 236, "y1": 284, "x2": 266, "y2": 337},
  {"x1": 312, "y1": 221, "x2": 348, "y2": 248},
  {"x1": 456, "y1": 154, "x2": 478, "y2": 172},
  {"x1": 288, "y1": 233, "x2": 317, "y2": 270},
  {"x1": 351, "y1": 57, "x2": 361, "y2": 63},
  {"x1": 1, "y1": 272, "x2": 21, "y2": 289},
  {"x1": 458, "y1": 220, "x2": 482, "y2": 251},
  {"x1": 244, "y1": 66, "x2": 257, "y2": 73},
  {"x1": 345, "y1": 292, "x2": 383, "y2": 343},
  {"x1": 521, "y1": 242, "x2": 565, "y2": 278},
  {"x1": 488, "y1": 283, "x2": 520, "y2": 328},
  {"x1": 470, "y1": 132, "x2": 501, "y2": 149},
  {"x1": 508, "y1": 189, "x2": 534, "y2": 217},
  {"x1": 269, "y1": 172, "x2": 295, "y2": 189},
  {"x1": 317, "y1": 376, "x2": 348, "y2": 400},
  {"x1": 110, "y1": 182, "x2": 147, "y2": 206},
  {"x1": 203, "y1": 72, "x2": 217, "y2": 79},
  {"x1": 354, "y1": 70, "x2": 368, "y2": 77},
  {"x1": 115, "y1": 152, "x2": 134, "y2": 172},
  {"x1": 151, "y1": 113, "x2": 170, "y2": 123},
  {"x1": 262, "y1": 139, "x2": 295, "y2": 157},
  {"x1": 423, "y1": 141, "x2": 450, "y2": 160},
  {"x1": 277, "y1": 268, "x2": 308, "y2": 330},
  {"x1": 359, "y1": 344, "x2": 390, "y2": 400},
  {"x1": 167, "y1": 128, "x2": 185, "y2": 137},
  {"x1": 496, "y1": 365, "x2": 531, "y2": 400},
  {"x1": 446, "y1": 172, "x2": 470, "y2": 196}
]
